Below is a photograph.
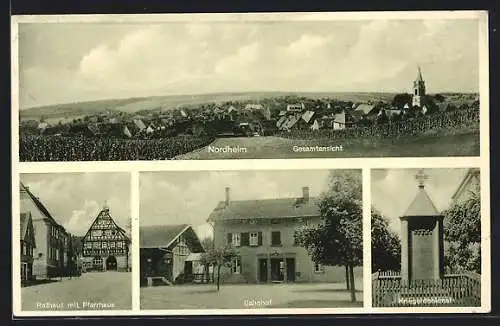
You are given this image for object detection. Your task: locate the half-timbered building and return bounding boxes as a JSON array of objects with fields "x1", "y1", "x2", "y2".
[{"x1": 80, "y1": 204, "x2": 131, "y2": 272}]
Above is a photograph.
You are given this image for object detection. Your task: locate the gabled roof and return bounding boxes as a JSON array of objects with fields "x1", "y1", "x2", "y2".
[
  {"x1": 451, "y1": 168, "x2": 480, "y2": 201},
  {"x1": 133, "y1": 119, "x2": 146, "y2": 130},
  {"x1": 20, "y1": 212, "x2": 31, "y2": 240},
  {"x1": 355, "y1": 104, "x2": 376, "y2": 115},
  {"x1": 208, "y1": 197, "x2": 320, "y2": 221},
  {"x1": 403, "y1": 186, "x2": 440, "y2": 217},
  {"x1": 301, "y1": 111, "x2": 315, "y2": 123},
  {"x1": 276, "y1": 116, "x2": 288, "y2": 128},
  {"x1": 20, "y1": 182, "x2": 60, "y2": 225},
  {"x1": 82, "y1": 207, "x2": 130, "y2": 243},
  {"x1": 140, "y1": 224, "x2": 204, "y2": 252},
  {"x1": 282, "y1": 115, "x2": 300, "y2": 130}
]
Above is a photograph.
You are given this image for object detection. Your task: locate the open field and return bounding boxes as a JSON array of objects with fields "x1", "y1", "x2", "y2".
[
  {"x1": 21, "y1": 272, "x2": 131, "y2": 311},
  {"x1": 140, "y1": 280, "x2": 363, "y2": 310},
  {"x1": 175, "y1": 132, "x2": 479, "y2": 159}
]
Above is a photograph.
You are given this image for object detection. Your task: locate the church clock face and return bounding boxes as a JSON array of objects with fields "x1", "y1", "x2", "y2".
[{"x1": 81, "y1": 207, "x2": 129, "y2": 257}]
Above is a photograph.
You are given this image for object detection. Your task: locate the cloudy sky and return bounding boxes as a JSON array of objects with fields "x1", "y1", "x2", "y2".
[
  {"x1": 372, "y1": 168, "x2": 469, "y2": 235},
  {"x1": 18, "y1": 18, "x2": 480, "y2": 108},
  {"x1": 139, "y1": 170, "x2": 343, "y2": 240},
  {"x1": 21, "y1": 172, "x2": 131, "y2": 236}
]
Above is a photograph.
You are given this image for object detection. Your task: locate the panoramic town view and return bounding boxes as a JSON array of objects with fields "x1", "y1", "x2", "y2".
[
  {"x1": 139, "y1": 170, "x2": 363, "y2": 309},
  {"x1": 18, "y1": 173, "x2": 132, "y2": 311},
  {"x1": 17, "y1": 18, "x2": 480, "y2": 161}
]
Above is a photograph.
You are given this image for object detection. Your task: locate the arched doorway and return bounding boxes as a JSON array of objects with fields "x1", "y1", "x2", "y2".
[{"x1": 106, "y1": 255, "x2": 117, "y2": 271}]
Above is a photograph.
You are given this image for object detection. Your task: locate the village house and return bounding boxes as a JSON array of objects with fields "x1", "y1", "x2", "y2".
[
  {"x1": 140, "y1": 224, "x2": 205, "y2": 286},
  {"x1": 133, "y1": 119, "x2": 147, "y2": 132},
  {"x1": 277, "y1": 114, "x2": 300, "y2": 131},
  {"x1": 353, "y1": 103, "x2": 377, "y2": 122},
  {"x1": 79, "y1": 204, "x2": 131, "y2": 272},
  {"x1": 243, "y1": 104, "x2": 272, "y2": 121},
  {"x1": 20, "y1": 182, "x2": 73, "y2": 279},
  {"x1": 207, "y1": 187, "x2": 350, "y2": 284},
  {"x1": 20, "y1": 211, "x2": 36, "y2": 283},
  {"x1": 286, "y1": 103, "x2": 306, "y2": 112},
  {"x1": 321, "y1": 111, "x2": 356, "y2": 130},
  {"x1": 451, "y1": 168, "x2": 480, "y2": 204}
]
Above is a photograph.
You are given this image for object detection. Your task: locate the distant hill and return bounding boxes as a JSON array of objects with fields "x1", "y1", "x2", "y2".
[
  {"x1": 20, "y1": 97, "x2": 146, "y2": 120},
  {"x1": 20, "y1": 91, "x2": 476, "y2": 122}
]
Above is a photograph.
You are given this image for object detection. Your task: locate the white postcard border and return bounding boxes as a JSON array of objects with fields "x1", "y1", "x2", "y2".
[{"x1": 11, "y1": 10, "x2": 491, "y2": 317}]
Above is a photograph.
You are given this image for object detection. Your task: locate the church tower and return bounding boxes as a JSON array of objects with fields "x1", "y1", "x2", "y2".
[{"x1": 412, "y1": 66, "x2": 426, "y2": 107}]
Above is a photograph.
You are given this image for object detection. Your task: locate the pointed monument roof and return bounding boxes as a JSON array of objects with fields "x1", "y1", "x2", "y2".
[
  {"x1": 404, "y1": 187, "x2": 440, "y2": 217},
  {"x1": 402, "y1": 170, "x2": 440, "y2": 217},
  {"x1": 415, "y1": 66, "x2": 424, "y2": 82}
]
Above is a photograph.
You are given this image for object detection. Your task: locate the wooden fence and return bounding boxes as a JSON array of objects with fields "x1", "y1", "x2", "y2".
[
  {"x1": 372, "y1": 271, "x2": 481, "y2": 307},
  {"x1": 279, "y1": 107, "x2": 479, "y2": 141}
]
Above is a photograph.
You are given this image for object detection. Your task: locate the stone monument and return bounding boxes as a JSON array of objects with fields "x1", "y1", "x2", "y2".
[{"x1": 400, "y1": 169, "x2": 445, "y2": 283}]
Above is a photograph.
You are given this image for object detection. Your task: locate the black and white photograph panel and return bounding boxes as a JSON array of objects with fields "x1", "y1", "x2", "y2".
[
  {"x1": 139, "y1": 169, "x2": 363, "y2": 310},
  {"x1": 371, "y1": 168, "x2": 481, "y2": 307},
  {"x1": 15, "y1": 12, "x2": 485, "y2": 161},
  {"x1": 18, "y1": 172, "x2": 132, "y2": 311}
]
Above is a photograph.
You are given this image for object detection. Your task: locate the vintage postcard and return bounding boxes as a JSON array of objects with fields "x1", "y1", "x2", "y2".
[
  {"x1": 12, "y1": 11, "x2": 486, "y2": 161},
  {"x1": 11, "y1": 10, "x2": 490, "y2": 318}
]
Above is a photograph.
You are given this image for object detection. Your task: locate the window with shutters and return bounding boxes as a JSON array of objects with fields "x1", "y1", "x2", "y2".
[
  {"x1": 231, "y1": 233, "x2": 241, "y2": 247},
  {"x1": 231, "y1": 256, "x2": 241, "y2": 274},
  {"x1": 271, "y1": 231, "x2": 281, "y2": 246},
  {"x1": 249, "y1": 232, "x2": 258, "y2": 246}
]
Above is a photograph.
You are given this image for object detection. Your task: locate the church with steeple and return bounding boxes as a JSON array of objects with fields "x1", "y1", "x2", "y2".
[{"x1": 412, "y1": 66, "x2": 427, "y2": 108}]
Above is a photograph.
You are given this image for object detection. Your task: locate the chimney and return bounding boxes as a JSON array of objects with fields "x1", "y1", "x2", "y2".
[
  {"x1": 225, "y1": 187, "x2": 230, "y2": 206},
  {"x1": 302, "y1": 186, "x2": 310, "y2": 202}
]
